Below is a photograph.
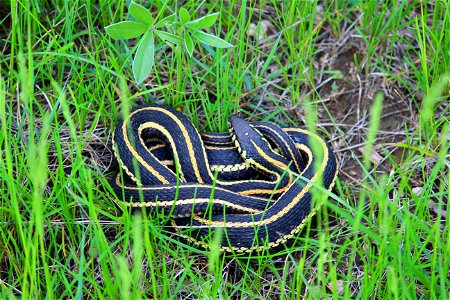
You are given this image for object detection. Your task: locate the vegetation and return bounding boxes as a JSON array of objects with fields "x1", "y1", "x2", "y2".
[{"x1": 0, "y1": 0, "x2": 448, "y2": 298}]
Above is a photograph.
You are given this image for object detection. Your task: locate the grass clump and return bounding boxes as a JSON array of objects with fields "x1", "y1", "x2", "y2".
[{"x1": 0, "y1": 0, "x2": 449, "y2": 298}]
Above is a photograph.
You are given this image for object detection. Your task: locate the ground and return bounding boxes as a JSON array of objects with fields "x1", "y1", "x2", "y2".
[{"x1": 0, "y1": 1, "x2": 449, "y2": 298}]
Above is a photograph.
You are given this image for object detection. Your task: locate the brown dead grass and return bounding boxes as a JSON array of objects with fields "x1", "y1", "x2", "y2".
[{"x1": 2, "y1": 1, "x2": 448, "y2": 298}]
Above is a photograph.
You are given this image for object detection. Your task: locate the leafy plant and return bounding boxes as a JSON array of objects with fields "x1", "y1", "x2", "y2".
[{"x1": 106, "y1": 2, "x2": 233, "y2": 84}]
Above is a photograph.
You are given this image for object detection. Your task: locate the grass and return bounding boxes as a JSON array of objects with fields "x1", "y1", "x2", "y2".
[{"x1": 1, "y1": 0, "x2": 449, "y2": 298}]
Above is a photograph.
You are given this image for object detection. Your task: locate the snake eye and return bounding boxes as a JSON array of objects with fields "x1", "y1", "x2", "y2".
[{"x1": 245, "y1": 132, "x2": 249, "y2": 136}]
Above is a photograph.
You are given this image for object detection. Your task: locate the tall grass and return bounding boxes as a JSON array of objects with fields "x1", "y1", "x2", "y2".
[{"x1": 1, "y1": 0, "x2": 449, "y2": 298}]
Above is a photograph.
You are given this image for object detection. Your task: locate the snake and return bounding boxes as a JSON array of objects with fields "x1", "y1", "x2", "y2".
[{"x1": 111, "y1": 104, "x2": 338, "y2": 253}]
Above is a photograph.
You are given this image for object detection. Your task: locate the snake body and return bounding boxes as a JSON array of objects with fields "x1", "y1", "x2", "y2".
[{"x1": 111, "y1": 104, "x2": 338, "y2": 252}]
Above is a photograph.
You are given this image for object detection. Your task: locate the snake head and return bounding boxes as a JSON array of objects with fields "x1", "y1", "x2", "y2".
[
  {"x1": 230, "y1": 115, "x2": 288, "y2": 173},
  {"x1": 229, "y1": 115, "x2": 262, "y2": 152},
  {"x1": 230, "y1": 115, "x2": 263, "y2": 150}
]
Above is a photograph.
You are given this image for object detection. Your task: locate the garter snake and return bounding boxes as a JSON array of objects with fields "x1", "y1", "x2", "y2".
[
  {"x1": 111, "y1": 104, "x2": 338, "y2": 252},
  {"x1": 144, "y1": 121, "x2": 304, "y2": 180}
]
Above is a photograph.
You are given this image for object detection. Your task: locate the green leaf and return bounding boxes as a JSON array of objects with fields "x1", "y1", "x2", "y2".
[
  {"x1": 193, "y1": 30, "x2": 233, "y2": 48},
  {"x1": 155, "y1": 14, "x2": 177, "y2": 28},
  {"x1": 184, "y1": 33, "x2": 194, "y2": 57},
  {"x1": 186, "y1": 13, "x2": 218, "y2": 29},
  {"x1": 179, "y1": 7, "x2": 190, "y2": 24},
  {"x1": 105, "y1": 21, "x2": 149, "y2": 39},
  {"x1": 129, "y1": 2, "x2": 153, "y2": 26},
  {"x1": 155, "y1": 30, "x2": 183, "y2": 44},
  {"x1": 132, "y1": 31, "x2": 155, "y2": 84}
]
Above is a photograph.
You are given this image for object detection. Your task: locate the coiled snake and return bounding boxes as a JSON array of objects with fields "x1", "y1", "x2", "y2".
[{"x1": 111, "y1": 104, "x2": 338, "y2": 253}]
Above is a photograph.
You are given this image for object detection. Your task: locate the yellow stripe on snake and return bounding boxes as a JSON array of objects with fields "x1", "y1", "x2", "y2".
[{"x1": 111, "y1": 104, "x2": 338, "y2": 253}]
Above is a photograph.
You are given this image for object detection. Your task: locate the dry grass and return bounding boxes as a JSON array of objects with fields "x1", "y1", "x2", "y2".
[{"x1": 1, "y1": 0, "x2": 448, "y2": 298}]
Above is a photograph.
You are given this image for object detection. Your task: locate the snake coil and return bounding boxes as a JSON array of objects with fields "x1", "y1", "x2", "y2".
[{"x1": 111, "y1": 104, "x2": 338, "y2": 253}]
